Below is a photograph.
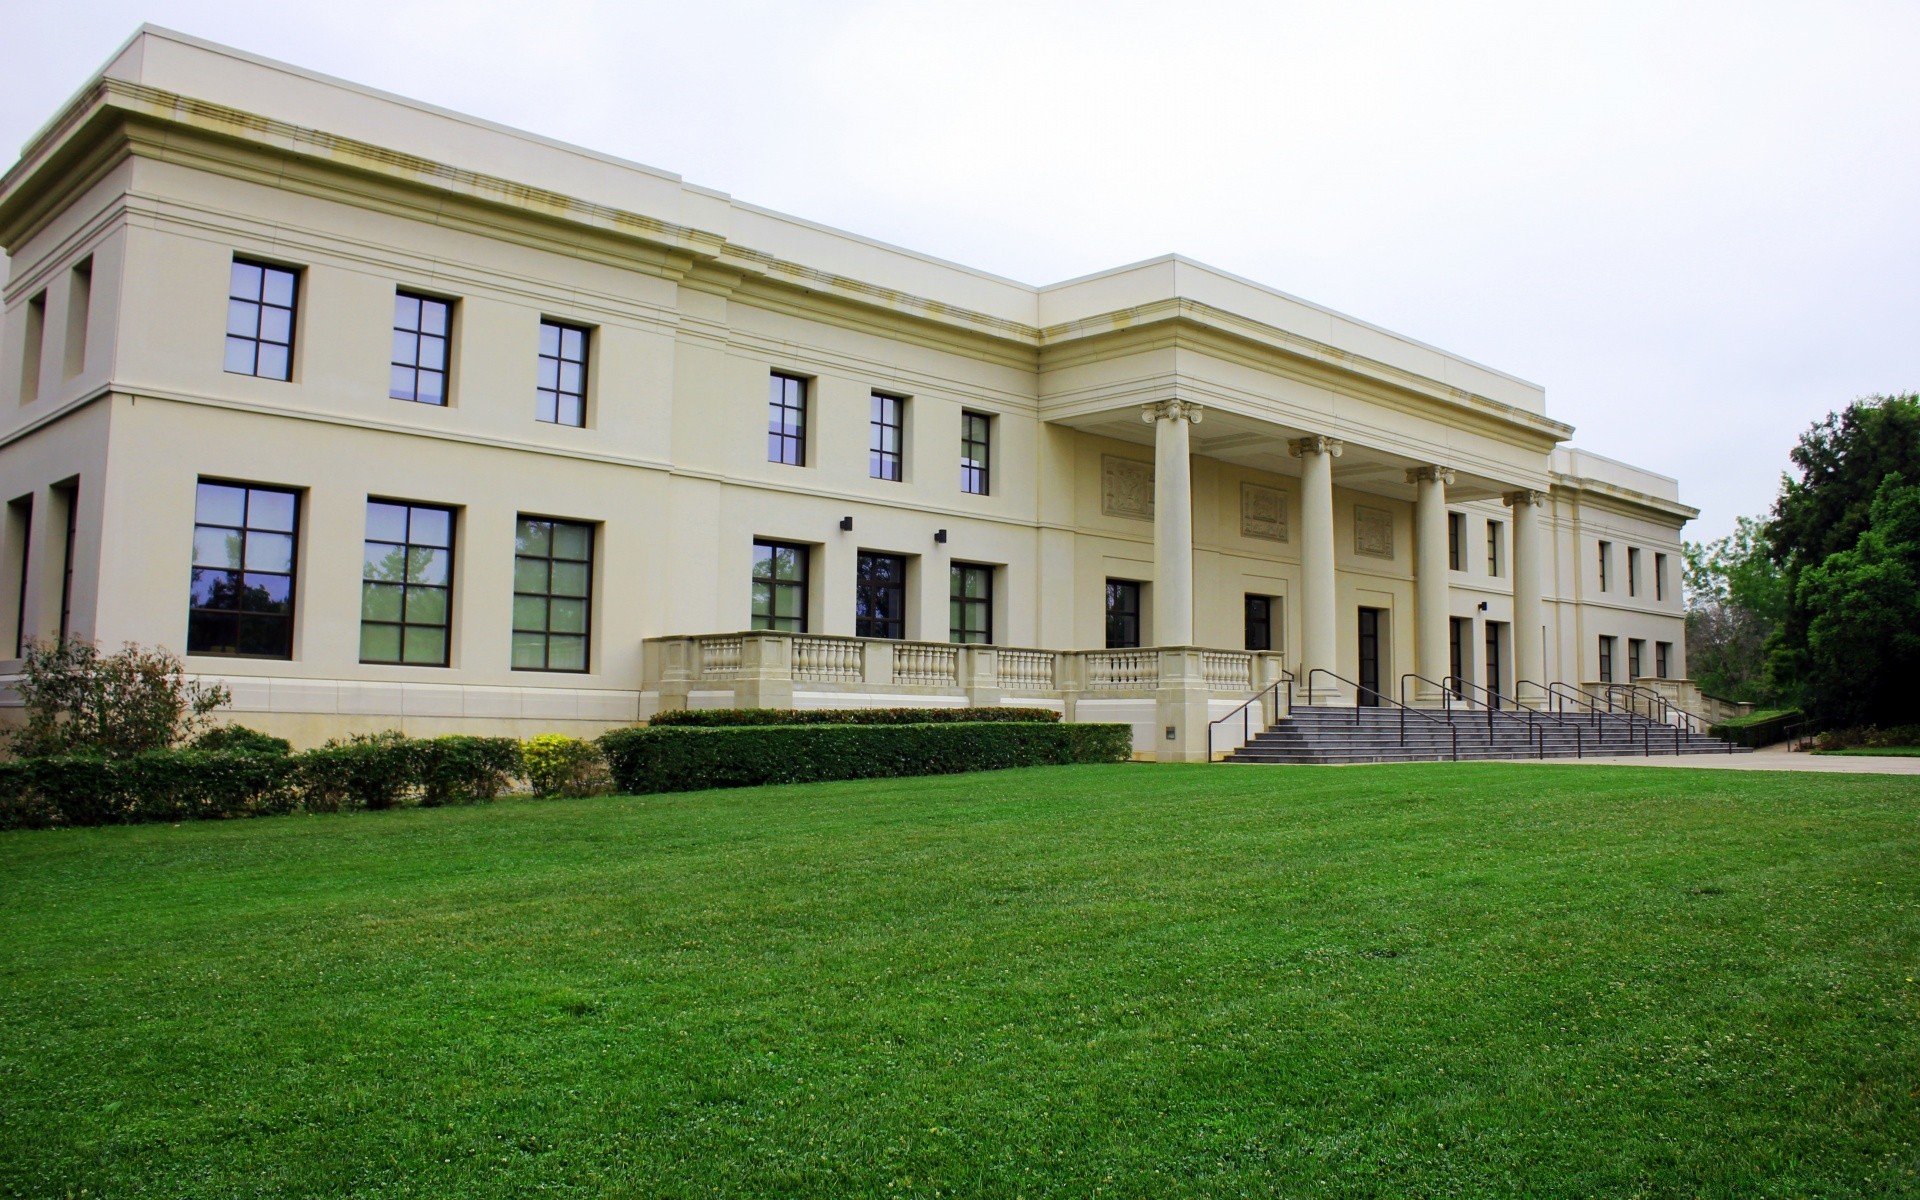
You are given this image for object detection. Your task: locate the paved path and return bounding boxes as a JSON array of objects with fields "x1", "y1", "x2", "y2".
[{"x1": 1540, "y1": 743, "x2": 1920, "y2": 776}]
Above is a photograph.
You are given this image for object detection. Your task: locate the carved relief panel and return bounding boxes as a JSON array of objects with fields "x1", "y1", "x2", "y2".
[
  {"x1": 1240, "y1": 483, "x2": 1288, "y2": 542},
  {"x1": 1354, "y1": 505, "x2": 1394, "y2": 559},
  {"x1": 1101, "y1": 456, "x2": 1155, "y2": 520}
]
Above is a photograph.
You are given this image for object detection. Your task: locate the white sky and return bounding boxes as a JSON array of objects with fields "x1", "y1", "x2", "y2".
[{"x1": 8, "y1": 1, "x2": 1918, "y2": 541}]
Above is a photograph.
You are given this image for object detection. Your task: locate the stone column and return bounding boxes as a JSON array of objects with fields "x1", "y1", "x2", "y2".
[
  {"x1": 1142, "y1": 399, "x2": 1203, "y2": 647},
  {"x1": 1504, "y1": 489, "x2": 1548, "y2": 703},
  {"x1": 1290, "y1": 435, "x2": 1343, "y2": 703},
  {"x1": 1408, "y1": 465, "x2": 1455, "y2": 706}
]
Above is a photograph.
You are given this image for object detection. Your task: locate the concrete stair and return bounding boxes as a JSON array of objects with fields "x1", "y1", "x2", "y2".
[{"x1": 1224, "y1": 703, "x2": 1749, "y2": 765}]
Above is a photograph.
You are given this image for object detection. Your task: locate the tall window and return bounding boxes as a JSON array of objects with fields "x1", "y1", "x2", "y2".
[
  {"x1": 1628, "y1": 547, "x2": 1642, "y2": 597},
  {"x1": 56, "y1": 482, "x2": 76, "y2": 643},
  {"x1": 950, "y1": 563, "x2": 993, "y2": 644},
  {"x1": 1244, "y1": 594, "x2": 1275, "y2": 652},
  {"x1": 361, "y1": 501, "x2": 454, "y2": 666},
  {"x1": 768, "y1": 373, "x2": 807, "y2": 465},
  {"x1": 1597, "y1": 541, "x2": 1612, "y2": 591},
  {"x1": 1656, "y1": 641, "x2": 1671, "y2": 679},
  {"x1": 1106, "y1": 579, "x2": 1142, "y2": 649},
  {"x1": 1598, "y1": 635, "x2": 1615, "y2": 683},
  {"x1": 1487, "y1": 519, "x2": 1504, "y2": 577},
  {"x1": 64, "y1": 258, "x2": 91, "y2": 380},
  {"x1": 513, "y1": 517, "x2": 593, "y2": 672},
  {"x1": 1655, "y1": 553, "x2": 1668, "y2": 602},
  {"x1": 187, "y1": 480, "x2": 297, "y2": 659},
  {"x1": 20, "y1": 291, "x2": 45, "y2": 403},
  {"x1": 224, "y1": 259, "x2": 297, "y2": 381},
  {"x1": 856, "y1": 552, "x2": 907, "y2": 638},
  {"x1": 7, "y1": 495, "x2": 29, "y2": 656},
  {"x1": 537, "y1": 320, "x2": 588, "y2": 426},
  {"x1": 391, "y1": 292, "x2": 451, "y2": 405},
  {"x1": 870, "y1": 394, "x2": 904, "y2": 481},
  {"x1": 751, "y1": 540, "x2": 808, "y2": 632},
  {"x1": 1628, "y1": 638, "x2": 1645, "y2": 680},
  {"x1": 960, "y1": 411, "x2": 991, "y2": 495},
  {"x1": 1447, "y1": 512, "x2": 1466, "y2": 571}
]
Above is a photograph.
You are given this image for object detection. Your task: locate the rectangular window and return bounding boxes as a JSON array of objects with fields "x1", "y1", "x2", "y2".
[
  {"x1": 1628, "y1": 547, "x2": 1642, "y2": 597},
  {"x1": 512, "y1": 517, "x2": 593, "y2": 672},
  {"x1": 870, "y1": 393, "x2": 904, "y2": 481},
  {"x1": 1656, "y1": 641, "x2": 1671, "y2": 679},
  {"x1": 768, "y1": 372, "x2": 807, "y2": 466},
  {"x1": 1487, "y1": 519, "x2": 1504, "y2": 577},
  {"x1": 856, "y1": 552, "x2": 908, "y2": 638},
  {"x1": 20, "y1": 291, "x2": 45, "y2": 403},
  {"x1": 751, "y1": 539, "x2": 809, "y2": 632},
  {"x1": 1597, "y1": 540, "x2": 1611, "y2": 592},
  {"x1": 1106, "y1": 579, "x2": 1142, "y2": 649},
  {"x1": 391, "y1": 291, "x2": 451, "y2": 405},
  {"x1": 1628, "y1": 638, "x2": 1645, "y2": 680},
  {"x1": 187, "y1": 480, "x2": 298, "y2": 659},
  {"x1": 224, "y1": 259, "x2": 298, "y2": 381},
  {"x1": 961, "y1": 410, "x2": 992, "y2": 496},
  {"x1": 63, "y1": 258, "x2": 91, "y2": 380},
  {"x1": 1447, "y1": 512, "x2": 1466, "y2": 571},
  {"x1": 1598, "y1": 635, "x2": 1615, "y2": 683},
  {"x1": 7, "y1": 495, "x2": 31, "y2": 656},
  {"x1": 536, "y1": 319, "x2": 588, "y2": 426},
  {"x1": 1655, "y1": 553, "x2": 1668, "y2": 602},
  {"x1": 1244, "y1": 594, "x2": 1275, "y2": 652},
  {"x1": 56, "y1": 482, "x2": 76, "y2": 643},
  {"x1": 361, "y1": 500, "x2": 454, "y2": 666},
  {"x1": 950, "y1": 562, "x2": 993, "y2": 644}
]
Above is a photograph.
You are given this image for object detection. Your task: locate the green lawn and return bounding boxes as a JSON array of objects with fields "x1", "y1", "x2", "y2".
[
  {"x1": 1819, "y1": 746, "x2": 1920, "y2": 757},
  {"x1": 3, "y1": 764, "x2": 1917, "y2": 1198}
]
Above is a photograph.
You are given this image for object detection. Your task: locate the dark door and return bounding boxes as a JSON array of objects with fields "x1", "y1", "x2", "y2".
[
  {"x1": 1357, "y1": 606, "x2": 1383, "y2": 706},
  {"x1": 1485, "y1": 622, "x2": 1504, "y2": 709},
  {"x1": 1448, "y1": 617, "x2": 1467, "y2": 697},
  {"x1": 1244, "y1": 594, "x2": 1273, "y2": 651}
]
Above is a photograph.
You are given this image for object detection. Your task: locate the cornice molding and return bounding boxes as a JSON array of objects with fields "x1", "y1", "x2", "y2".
[{"x1": 1549, "y1": 471, "x2": 1699, "y2": 526}]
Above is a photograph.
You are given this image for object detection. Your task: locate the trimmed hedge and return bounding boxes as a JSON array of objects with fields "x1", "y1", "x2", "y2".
[
  {"x1": 598, "y1": 721, "x2": 1131, "y2": 794},
  {"x1": 1709, "y1": 709, "x2": 1804, "y2": 748},
  {"x1": 648, "y1": 706, "x2": 1062, "y2": 728},
  {"x1": 419, "y1": 736, "x2": 522, "y2": 805}
]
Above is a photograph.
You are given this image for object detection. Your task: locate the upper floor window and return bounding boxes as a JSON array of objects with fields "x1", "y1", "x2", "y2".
[
  {"x1": 1106, "y1": 579, "x2": 1142, "y2": 649},
  {"x1": 361, "y1": 500, "x2": 454, "y2": 666},
  {"x1": 537, "y1": 320, "x2": 588, "y2": 426},
  {"x1": 870, "y1": 394, "x2": 904, "y2": 481},
  {"x1": 1655, "y1": 552, "x2": 1668, "y2": 602},
  {"x1": 513, "y1": 517, "x2": 593, "y2": 672},
  {"x1": 1447, "y1": 512, "x2": 1466, "y2": 571},
  {"x1": 1627, "y1": 547, "x2": 1642, "y2": 597},
  {"x1": 769, "y1": 373, "x2": 807, "y2": 466},
  {"x1": 187, "y1": 480, "x2": 298, "y2": 659},
  {"x1": 19, "y1": 291, "x2": 45, "y2": 404},
  {"x1": 751, "y1": 539, "x2": 809, "y2": 632},
  {"x1": 392, "y1": 292, "x2": 451, "y2": 405},
  {"x1": 856, "y1": 551, "x2": 907, "y2": 638},
  {"x1": 1597, "y1": 540, "x2": 1612, "y2": 592},
  {"x1": 961, "y1": 411, "x2": 991, "y2": 496},
  {"x1": 1486, "y1": 520, "x2": 1505, "y2": 577},
  {"x1": 225, "y1": 259, "x2": 298, "y2": 381},
  {"x1": 951, "y1": 563, "x2": 993, "y2": 644}
]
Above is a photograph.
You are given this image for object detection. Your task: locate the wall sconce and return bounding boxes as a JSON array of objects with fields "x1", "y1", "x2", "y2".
[
  {"x1": 839, "y1": 516, "x2": 854, "y2": 532},
  {"x1": 934, "y1": 529, "x2": 948, "y2": 544},
  {"x1": 1477, "y1": 601, "x2": 1489, "y2": 611}
]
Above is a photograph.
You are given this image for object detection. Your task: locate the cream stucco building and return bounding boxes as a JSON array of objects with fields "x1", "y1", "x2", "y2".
[{"x1": 0, "y1": 27, "x2": 1699, "y2": 759}]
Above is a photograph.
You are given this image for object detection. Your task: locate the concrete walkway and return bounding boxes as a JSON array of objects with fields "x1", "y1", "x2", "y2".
[{"x1": 1541, "y1": 742, "x2": 1920, "y2": 776}]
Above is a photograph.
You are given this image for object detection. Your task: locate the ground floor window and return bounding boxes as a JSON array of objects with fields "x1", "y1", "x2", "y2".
[
  {"x1": 1598, "y1": 635, "x2": 1616, "y2": 683},
  {"x1": 1656, "y1": 641, "x2": 1671, "y2": 679},
  {"x1": 361, "y1": 500, "x2": 454, "y2": 666},
  {"x1": 1106, "y1": 579, "x2": 1142, "y2": 649},
  {"x1": 951, "y1": 562, "x2": 992, "y2": 644},
  {"x1": 513, "y1": 517, "x2": 593, "y2": 672},
  {"x1": 188, "y1": 479, "x2": 298, "y2": 658},
  {"x1": 1628, "y1": 638, "x2": 1645, "y2": 681},
  {"x1": 1244, "y1": 594, "x2": 1275, "y2": 652},
  {"x1": 856, "y1": 552, "x2": 907, "y2": 639},
  {"x1": 751, "y1": 540, "x2": 809, "y2": 632}
]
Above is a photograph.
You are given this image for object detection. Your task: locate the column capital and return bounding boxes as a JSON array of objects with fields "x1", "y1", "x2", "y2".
[
  {"x1": 1405, "y1": 465, "x2": 1456, "y2": 486},
  {"x1": 1288, "y1": 435, "x2": 1344, "y2": 459},
  {"x1": 1502, "y1": 489, "x2": 1548, "y2": 508},
  {"x1": 1141, "y1": 399, "x2": 1204, "y2": 425}
]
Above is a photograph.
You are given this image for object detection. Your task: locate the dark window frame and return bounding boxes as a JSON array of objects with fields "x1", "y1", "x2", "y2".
[
  {"x1": 950, "y1": 562, "x2": 993, "y2": 644},
  {"x1": 1655, "y1": 641, "x2": 1671, "y2": 679},
  {"x1": 1598, "y1": 540, "x2": 1611, "y2": 592},
  {"x1": 391, "y1": 291, "x2": 452, "y2": 406},
  {"x1": 960, "y1": 410, "x2": 992, "y2": 496},
  {"x1": 869, "y1": 393, "x2": 905, "y2": 482},
  {"x1": 10, "y1": 495, "x2": 30, "y2": 657},
  {"x1": 187, "y1": 479, "x2": 299, "y2": 660},
  {"x1": 224, "y1": 258, "x2": 299, "y2": 381},
  {"x1": 1655, "y1": 552, "x2": 1668, "y2": 602},
  {"x1": 1628, "y1": 638, "x2": 1645, "y2": 680},
  {"x1": 56, "y1": 482, "x2": 76, "y2": 642},
  {"x1": 360, "y1": 500, "x2": 456, "y2": 667},
  {"x1": 536, "y1": 319, "x2": 589, "y2": 427},
  {"x1": 1244, "y1": 594, "x2": 1275, "y2": 652},
  {"x1": 1106, "y1": 579, "x2": 1142, "y2": 649},
  {"x1": 856, "y1": 551, "x2": 908, "y2": 639},
  {"x1": 751, "y1": 539, "x2": 810, "y2": 632},
  {"x1": 1487, "y1": 519, "x2": 1504, "y2": 577},
  {"x1": 1598, "y1": 635, "x2": 1615, "y2": 683},
  {"x1": 1628, "y1": 546, "x2": 1642, "y2": 597},
  {"x1": 512, "y1": 516, "x2": 594, "y2": 673},
  {"x1": 769, "y1": 372, "x2": 808, "y2": 466},
  {"x1": 1447, "y1": 512, "x2": 1465, "y2": 571}
]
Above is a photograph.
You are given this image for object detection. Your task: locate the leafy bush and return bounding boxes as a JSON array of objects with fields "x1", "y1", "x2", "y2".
[
  {"x1": 0, "y1": 750, "x2": 301, "y2": 830},
  {"x1": 1814, "y1": 724, "x2": 1920, "y2": 751},
  {"x1": 598, "y1": 722, "x2": 1131, "y2": 795},
  {"x1": 418, "y1": 736, "x2": 521, "y2": 805},
  {"x1": 192, "y1": 724, "x2": 293, "y2": 756},
  {"x1": 648, "y1": 706, "x2": 1061, "y2": 728},
  {"x1": 8, "y1": 639, "x2": 229, "y2": 758},
  {"x1": 1708, "y1": 708, "x2": 1804, "y2": 748},
  {"x1": 521, "y1": 734, "x2": 611, "y2": 798},
  {"x1": 298, "y1": 732, "x2": 422, "y2": 812}
]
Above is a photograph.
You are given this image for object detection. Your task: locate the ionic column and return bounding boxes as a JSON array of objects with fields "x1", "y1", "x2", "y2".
[
  {"x1": 1409, "y1": 465, "x2": 1455, "y2": 705},
  {"x1": 1142, "y1": 400, "x2": 1202, "y2": 646},
  {"x1": 1504, "y1": 489, "x2": 1548, "y2": 702},
  {"x1": 1290, "y1": 435, "x2": 1343, "y2": 701}
]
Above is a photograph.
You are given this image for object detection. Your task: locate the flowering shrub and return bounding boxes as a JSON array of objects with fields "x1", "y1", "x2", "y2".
[{"x1": 521, "y1": 734, "x2": 610, "y2": 798}]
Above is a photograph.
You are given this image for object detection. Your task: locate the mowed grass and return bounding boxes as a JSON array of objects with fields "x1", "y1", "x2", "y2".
[{"x1": 2, "y1": 764, "x2": 1918, "y2": 1198}]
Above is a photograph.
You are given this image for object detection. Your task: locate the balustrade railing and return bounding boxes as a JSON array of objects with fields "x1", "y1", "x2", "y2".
[
  {"x1": 998, "y1": 649, "x2": 1056, "y2": 690},
  {"x1": 793, "y1": 636, "x2": 862, "y2": 682},
  {"x1": 893, "y1": 642, "x2": 960, "y2": 686},
  {"x1": 698, "y1": 635, "x2": 742, "y2": 677},
  {"x1": 1084, "y1": 649, "x2": 1161, "y2": 690},
  {"x1": 1201, "y1": 650, "x2": 1254, "y2": 691}
]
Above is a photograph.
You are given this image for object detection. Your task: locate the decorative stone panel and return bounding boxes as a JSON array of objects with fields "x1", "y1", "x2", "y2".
[
  {"x1": 1354, "y1": 505, "x2": 1394, "y2": 559},
  {"x1": 1240, "y1": 483, "x2": 1288, "y2": 542},
  {"x1": 1101, "y1": 456, "x2": 1154, "y2": 520}
]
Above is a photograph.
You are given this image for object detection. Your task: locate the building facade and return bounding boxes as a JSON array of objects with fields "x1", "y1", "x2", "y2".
[{"x1": 0, "y1": 28, "x2": 1697, "y2": 759}]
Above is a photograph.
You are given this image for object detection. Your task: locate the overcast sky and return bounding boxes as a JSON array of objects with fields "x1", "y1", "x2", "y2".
[{"x1": 7, "y1": 1, "x2": 1917, "y2": 540}]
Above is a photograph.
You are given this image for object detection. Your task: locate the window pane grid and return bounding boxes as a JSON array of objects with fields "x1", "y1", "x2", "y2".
[
  {"x1": 751, "y1": 540, "x2": 809, "y2": 632},
  {"x1": 224, "y1": 259, "x2": 297, "y2": 381},
  {"x1": 537, "y1": 320, "x2": 588, "y2": 427},
  {"x1": 950, "y1": 563, "x2": 992, "y2": 644},
  {"x1": 870, "y1": 394, "x2": 903, "y2": 481},
  {"x1": 856, "y1": 552, "x2": 907, "y2": 639},
  {"x1": 961, "y1": 411, "x2": 991, "y2": 496},
  {"x1": 361, "y1": 501, "x2": 454, "y2": 666},
  {"x1": 769, "y1": 373, "x2": 807, "y2": 466},
  {"x1": 187, "y1": 480, "x2": 298, "y2": 659},
  {"x1": 391, "y1": 292, "x2": 451, "y2": 405},
  {"x1": 513, "y1": 517, "x2": 593, "y2": 672},
  {"x1": 1106, "y1": 580, "x2": 1141, "y2": 649}
]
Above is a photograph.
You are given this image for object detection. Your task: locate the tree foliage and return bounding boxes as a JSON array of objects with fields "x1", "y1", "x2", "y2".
[
  {"x1": 1796, "y1": 476, "x2": 1920, "y2": 729},
  {"x1": 8, "y1": 640, "x2": 230, "y2": 759},
  {"x1": 1681, "y1": 516, "x2": 1782, "y2": 703}
]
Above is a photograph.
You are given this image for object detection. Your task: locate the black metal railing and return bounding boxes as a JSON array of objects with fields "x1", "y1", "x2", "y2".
[
  {"x1": 1436, "y1": 673, "x2": 1589, "y2": 759},
  {"x1": 1599, "y1": 683, "x2": 1732, "y2": 753},
  {"x1": 1208, "y1": 669, "x2": 1295, "y2": 759},
  {"x1": 1304, "y1": 668, "x2": 1459, "y2": 761}
]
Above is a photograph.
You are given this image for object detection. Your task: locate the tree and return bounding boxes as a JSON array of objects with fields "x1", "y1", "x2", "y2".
[
  {"x1": 8, "y1": 639, "x2": 230, "y2": 759},
  {"x1": 1796, "y1": 477, "x2": 1920, "y2": 729},
  {"x1": 1681, "y1": 515, "x2": 1782, "y2": 703}
]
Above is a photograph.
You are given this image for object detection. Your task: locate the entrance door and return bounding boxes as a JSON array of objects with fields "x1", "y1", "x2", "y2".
[
  {"x1": 1485, "y1": 621, "x2": 1504, "y2": 709},
  {"x1": 1357, "y1": 607, "x2": 1384, "y2": 706}
]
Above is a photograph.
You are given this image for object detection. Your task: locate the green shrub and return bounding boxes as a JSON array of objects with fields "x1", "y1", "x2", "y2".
[
  {"x1": 192, "y1": 724, "x2": 293, "y2": 756},
  {"x1": 417, "y1": 736, "x2": 521, "y2": 805},
  {"x1": 299, "y1": 732, "x2": 422, "y2": 811},
  {"x1": 0, "y1": 750, "x2": 301, "y2": 829},
  {"x1": 598, "y1": 721, "x2": 1131, "y2": 795},
  {"x1": 1709, "y1": 708, "x2": 1805, "y2": 748},
  {"x1": 1813, "y1": 723, "x2": 1920, "y2": 751},
  {"x1": 521, "y1": 734, "x2": 611, "y2": 798},
  {"x1": 8, "y1": 638, "x2": 230, "y2": 758},
  {"x1": 648, "y1": 706, "x2": 1062, "y2": 728}
]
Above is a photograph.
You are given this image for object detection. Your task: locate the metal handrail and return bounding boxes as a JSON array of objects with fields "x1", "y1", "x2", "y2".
[
  {"x1": 1207, "y1": 669, "x2": 1295, "y2": 759},
  {"x1": 1600, "y1": 683, "x2": 1730, "y2": 753},
  {"x1": 1525, "y1": 680, "x2": 1681, "y2": 757},
  {"x1": 1438, "y1": 673, "x2": 1589, "y2": 759},
  {"x1": 1305, "y1": 668, "x2": 1458, "y2": 760}
]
